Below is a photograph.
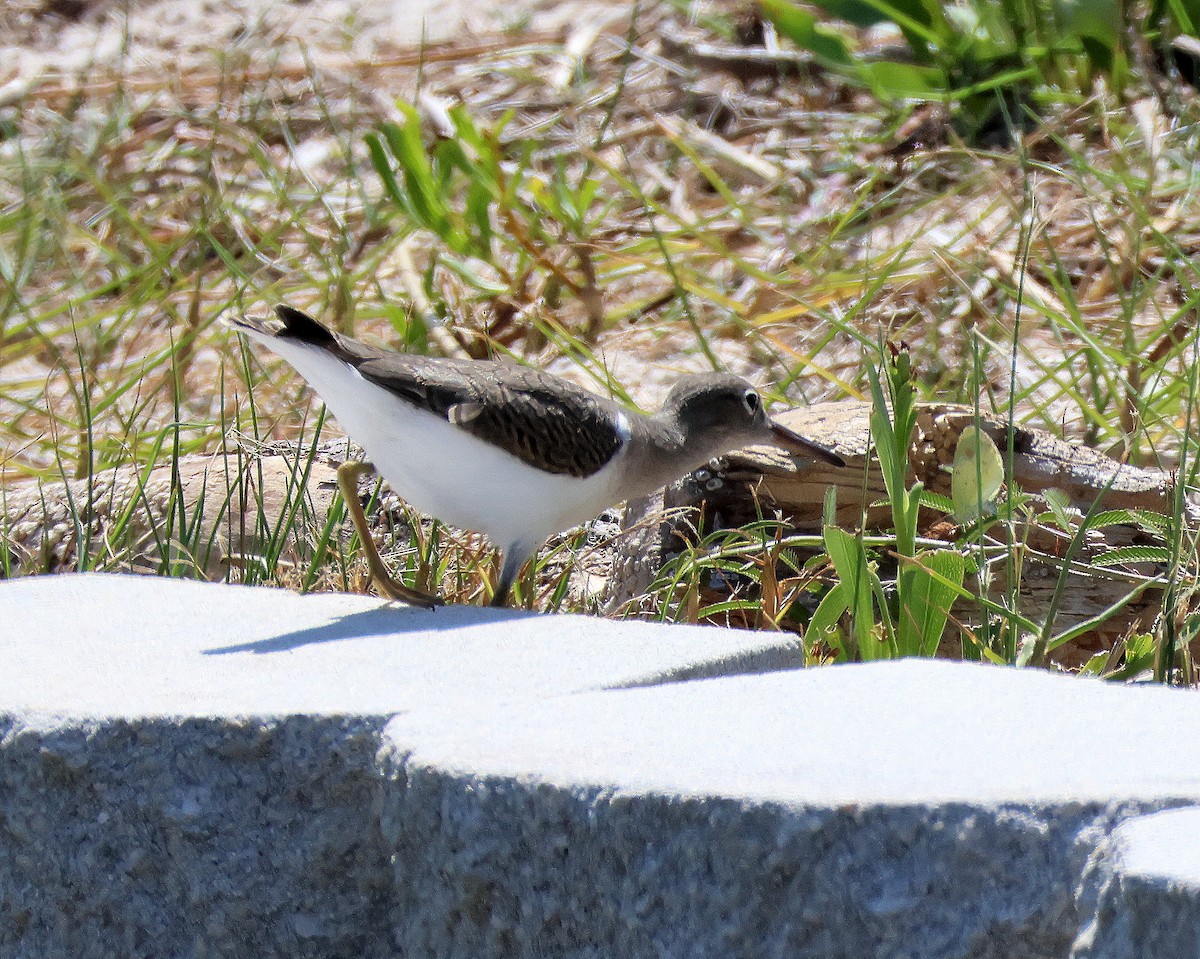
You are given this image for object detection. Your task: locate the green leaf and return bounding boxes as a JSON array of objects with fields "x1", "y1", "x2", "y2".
[
  {"x1": 880, "y1": 0, "x2": 949, "y2": 33},
  {"x1": 761, "y1": 0, "x2": 856, "y2": 65},
  {"x1": 807, "y1": 582, "x2": 848, "y2": 653},
  {"x1": 823, "y1": 526, "x2": 888, "y2": 657},
  {"x1": 1083, "y1": 508, "x2": 1144, "y2": 529},
  {"x1": 867, "y1": 351, "x2": 921, "y2": 551},
  {"x1": 697, "y1": 598, "x2": 764, "y2": 619},
  {"x1": 381, "y1": 107, "x2": 447, "y2": 232},
  {"x1": 861, "y1": 0, "x2": 951, "y2": 56},
  {"x1": 464, "y1": 178, "x2": 494, "y2": 259},
  {"x1": 1079, "y1": 35, "x2": 1115, "y2": 73},
  {"x1": 1165, "y1": 0, "x2": 1200, "y2": 34},
  {"x1": 1041, "y1": 487, "x2": 1074, "y2": 530},
  {"x1": 437, "y1": 255, "x2": 511, "y2": 296},
  {"x1": 1079, "y1": 648, "x2": 1110, "y2": 675},
  {"x1": 859, "y1": 60, "x2": 947, "y2": 99},
  {"x1": 432, "y1": 138, "x2": 473, "y2": 179},
  {"x1": 898, "y1": 549, "x2": 966, "y2": 656},
  {"x1": 918, "y1": 489, "x2": 955, "y2": 514},
  {"x1": 1104, "y1": 632, "x2": 1157, "y2": 680},
  {"x1": 866, "y1": 370, "x2": 900, "y2": 500},
  {"x1": 1054, "y1": 0, "x2": 1122, "y2": 50},
  {"x1": 366, "y1": 131, "x2": 407, "y2": 208},
  {"x1": 448, "y1": 105, "x2": 488, "y2": 155},
  {"x1": 1092, "y1": 546, "x2": 1173, "y2": 568}
]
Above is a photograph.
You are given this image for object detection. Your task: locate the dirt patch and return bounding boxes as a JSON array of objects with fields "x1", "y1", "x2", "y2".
[{"x1": 0, "y1": 0, "x2": 606, "y2": 90}]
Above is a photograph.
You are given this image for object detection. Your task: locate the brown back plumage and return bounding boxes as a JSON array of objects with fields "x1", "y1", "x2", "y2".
[{"x1": 264, "y1": 306, "x2": 626, "y2": 478}]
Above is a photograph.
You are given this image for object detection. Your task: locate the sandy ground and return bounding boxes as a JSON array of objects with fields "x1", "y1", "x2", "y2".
[{"x1": 0, "y1": 0, "x2": 617, "y2": 93}]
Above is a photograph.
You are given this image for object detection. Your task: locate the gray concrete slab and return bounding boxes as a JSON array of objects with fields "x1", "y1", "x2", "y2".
[
  {"x1": 3, "y1": 573, "x2": 1200, "y2": 959},
  {"x1": 1071, "y1": 807, "x2": 1200, "y2": 958},
  {"x1": 0, "y1": 573, "x2": 804, "y2": 959},
  {"x1": 0, "y1": 572, "x2": 803, "y2": 717},
  {"x1": 383, "y1": 660, "x2": 1200, "y2": 804},
  {"x1": 1113, "y1": 807, "x2": 1200, "y2": 884},
  {"x1": 379, "y1": 662, "x2": 1200, "y2": 959}
]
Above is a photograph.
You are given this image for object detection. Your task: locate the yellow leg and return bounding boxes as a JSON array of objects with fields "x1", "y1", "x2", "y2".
[{"x1": 337, "y1": 461, "x2": 443, "y2": 609}]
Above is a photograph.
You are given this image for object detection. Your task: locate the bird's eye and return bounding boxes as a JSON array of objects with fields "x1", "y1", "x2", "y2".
[{"x1": 743, "y1": 390, "x2": 761, "y2": 414}]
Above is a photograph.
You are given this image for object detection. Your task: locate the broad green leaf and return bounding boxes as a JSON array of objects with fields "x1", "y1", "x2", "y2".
[
  {"x1": 378, "y1": 106, "x2": 449, "y2": 235},
  {"x1": 823, "y1": 526, "x2": 888, "y2": 657},
  {"x1": 807, "y1": 583, "x2": 850, "y2": 660},
  {"x1": 898, "y1": 549, "x2": 967, "y2": 657},
  {"x1": 1102, "y1": 632, "x2": 1157, "y2": 681},
  {"x1": 859, "y1": 60, "x2": 947, "y2": 99},
  {"x1": 1054, "y1": 0, "x2": 1122, "y2": 50},
  {"x1": 761, "y1": 0, "x2": 856, "y2": 65},
  {"x1": 1079, "y1": 649, "x2": 1110, "y2": 675},
  {"x1": 809, "y1": 582, "x2": 847, "y2": 635},
  {"x1": 1079, "y1": 35, "x2": 1115, "y2": 73}
]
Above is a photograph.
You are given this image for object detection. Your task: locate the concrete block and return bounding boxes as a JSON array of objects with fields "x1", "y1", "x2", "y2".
[
  {"x1": 0, "y1": 573, "x2": 807, "y2": 716},
  {"x1": 0, "y1": 572, "x2": 804, "y2": 958},
  {"x1": 1071, "y1": 806, "x2": 1200, "y2": 958},
  {"x1": 4, "y1": 573, "x2": 1200, "y2": 958},
  {"x1": 2, "y1": 713, "x2": 393, "y2": 959},
  {"x1": 379, "y1": 663, "x2": 1200, "y2": 959}
]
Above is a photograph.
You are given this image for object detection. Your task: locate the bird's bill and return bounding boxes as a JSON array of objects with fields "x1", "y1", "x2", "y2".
[{"x1": 769, "y1": 421, "x2": 846, "y2": 467}]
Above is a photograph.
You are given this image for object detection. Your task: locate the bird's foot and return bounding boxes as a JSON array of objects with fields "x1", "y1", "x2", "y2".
[
  {"x1": 371, "y1": 573, "x2": 444, "y2": 610},
  {"x1": 337, "y1": 461, "x2": 445, "y2": 609}
]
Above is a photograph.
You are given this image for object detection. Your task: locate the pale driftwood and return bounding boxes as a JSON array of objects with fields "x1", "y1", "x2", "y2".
[
  {"x1": 767, "y1": 401, "x2": 1180, "y2": 518},
  {"x1": 607, "y1": 401, "x2": 1194, "y2": 668}
]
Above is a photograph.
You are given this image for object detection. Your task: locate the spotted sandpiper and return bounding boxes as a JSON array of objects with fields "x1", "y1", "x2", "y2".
[{"x1": 230, "y1": 305, "x2": 844, "y2": 607}]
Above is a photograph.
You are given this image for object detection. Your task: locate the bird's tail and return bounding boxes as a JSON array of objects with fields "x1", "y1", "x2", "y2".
[{"x1": 227, "y1": 305, "x2": 337, "y2": 347}]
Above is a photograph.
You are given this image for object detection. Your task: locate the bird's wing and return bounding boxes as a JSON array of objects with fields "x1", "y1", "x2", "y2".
[{"x1": 350, "y1": 353, "x2": 627, "y2": 478}]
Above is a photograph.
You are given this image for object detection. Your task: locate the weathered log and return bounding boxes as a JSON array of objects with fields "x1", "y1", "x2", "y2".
[
  {"x1": 606, "y1": 401, "x2": 1195, "y2": 669},
  {"x1": 0, "y1": 449, "x2": 342, "y2": 579}
]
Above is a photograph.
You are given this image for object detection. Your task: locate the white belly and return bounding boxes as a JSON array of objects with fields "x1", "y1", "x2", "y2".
[{"x1": 250, "y1": 336, "x2": 627, "y2": 551}]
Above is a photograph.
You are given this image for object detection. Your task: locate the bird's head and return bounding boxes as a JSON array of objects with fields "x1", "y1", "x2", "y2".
[{"x1": 664, "y1": 373, "x2": 844, "y2": 467}]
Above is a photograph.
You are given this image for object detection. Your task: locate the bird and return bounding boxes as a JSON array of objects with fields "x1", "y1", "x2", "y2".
[{"x1": 229, "y1": 305, "x2": 845, "y2": 608}]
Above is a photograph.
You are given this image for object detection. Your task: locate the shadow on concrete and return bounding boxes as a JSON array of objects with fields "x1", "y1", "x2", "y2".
[
  {"x1": 601, "y1": 649, "x2": 807, "y2": 690},
  {"x1": 204, "y1": 604, "x2": 532, "y2": 655}
]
